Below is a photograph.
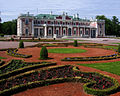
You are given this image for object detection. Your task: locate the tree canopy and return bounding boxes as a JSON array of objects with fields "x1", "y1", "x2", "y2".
[{"x1": 96, "y1": 15, "x2": 120, "y2": 36}]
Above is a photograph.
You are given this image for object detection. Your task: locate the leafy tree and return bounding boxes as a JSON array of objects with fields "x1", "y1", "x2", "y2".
[
  {"x1": 96, "y1": 15, "x2": 120, "y2": 37},
  {"x1": 40, "y1": 46, "x2": 48, "y2": 59},
  {"x1": 0, "y1": 19, "x2": 17, "y2": 35}
]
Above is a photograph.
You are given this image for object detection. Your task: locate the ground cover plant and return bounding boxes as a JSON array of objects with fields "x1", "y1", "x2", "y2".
[
  {"x1": 7, "y1": 49, "x2": 32, "y2": 58},
  {"x1": 78, "y1": 61, "x2": 120, "y2": 76},
  {"x1": 0, "y1": 65, "x2": 119, "y2": 96},
  {"x1": 0, "y1": 56, "x2": 6, "y2": 59},
  {"x1": 0, "y1": 59, "x2": 56, "y2": 80},
  {"x1": 48, "y1": 48, "x2": 86, "y2": 53}
]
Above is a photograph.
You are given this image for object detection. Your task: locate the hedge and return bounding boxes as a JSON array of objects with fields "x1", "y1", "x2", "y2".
[
  {"x1": 61, "y1": 54, "x2": 120, "y2": 61},
  {"x1": 6, "y1": 49, "x2": 32, "y2": 58},
  {"x1": 0, "y1": 60, "x2": 56, "y2": 80},
  {"x1": 0, "y1": 65, "x2": 119, "y2": 96},
  {"x1": 0, "y1": 60, "x2": 5, "y2": 66}
]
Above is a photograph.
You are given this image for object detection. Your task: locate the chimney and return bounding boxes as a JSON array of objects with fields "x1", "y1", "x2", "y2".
[
  {"x1": 63, "y1": 11, "x2": 65, "y2": 15},
  {"x1": 77, "y1": 13, "x2": 79, "y2": 18},
  {"x1": 66, "y1": 12, "x2": 68, "y2": 16},
  {"x1": 73, "y1": 14, "x2": 75, "y2": 18},
  {"x1": 27, "y1": 12, "x2": 29, "y2": 16},
  {"x1": 50, "y1": 11, "x2": 52, "y2": 15}
]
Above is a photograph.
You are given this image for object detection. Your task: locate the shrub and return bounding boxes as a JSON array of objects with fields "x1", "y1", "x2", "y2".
[
  {"x1": 11, "y1": 37, "x2": 14, "y2": 41},
  {"x1": 118, "y1": 44, "x2": 120, "y2": 54},
  {"x1": 19, "y1": 41, "x2": 24, "y2": 48},
  {"x1": 74, "y1": 40, "x2": 78, "y2": 47},
  {"x1": 38, "y1": 38, "x2": 40, "y2": 41},
  {"x1": 32, "y1": 37, "x2": 34, "y2": 40},
  {"x1": 40, "y1": 46, "x2": 48, "y2": 59},
  {"x1": 0, "y1": 34, "x2": 4, "y2": 37}
]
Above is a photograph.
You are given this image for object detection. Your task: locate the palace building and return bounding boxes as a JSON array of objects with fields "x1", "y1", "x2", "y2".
[{"x1": 17, "y1": 12, "x2": 105, "y2": 38}]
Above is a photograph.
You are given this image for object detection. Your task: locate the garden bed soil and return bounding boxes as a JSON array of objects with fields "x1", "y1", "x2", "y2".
[{"x1": 0, "y1": 46, "x2": 120, "y2": 96}]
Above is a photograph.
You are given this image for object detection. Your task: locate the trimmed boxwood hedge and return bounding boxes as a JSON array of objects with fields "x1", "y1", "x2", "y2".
[
  {"x1": 0, "y1": 59, "x2": 56, "y2": 80},
  {"x1": 0, "y1": 65, "x2": 119, "y2": 96},
  {"x1": 0, "y1": 60, "x2": 5, "y2": 66},
  {"x1": 6, "y1": 49, "x2": 32, "y2": 58},
  {"x1": 61, "y1": 54, "x2": 120, "y2": 61}
]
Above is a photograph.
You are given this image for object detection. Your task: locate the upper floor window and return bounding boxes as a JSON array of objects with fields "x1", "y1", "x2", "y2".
[
  {"x1": 25, "y1": 19, "x2": 29, "y2": 24},
  {"x1": 100, "y1": 24, "x2": 102, "y2": 28}
]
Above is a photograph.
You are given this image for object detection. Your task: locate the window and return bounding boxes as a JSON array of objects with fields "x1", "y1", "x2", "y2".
[
  {"x1": 74, "y1": 30, "x2": 76, "y2": 35},
  {"x1": 80, "y1": 30, "x2": 82, "y2": 34},
  {"x1": 25, "y1": 19, "x2": 29, "y2": 24},
  {"x1": 85, "y1": 30, "x2": 89, "y2": 35},
  {"x1": 48, "y1": 30, "x2": 51, "y2": 34},
  {"x1": 25, "y1": 29, "x2": 28, "y2": 35},
  {"x1": 100, "y1": 24, "x2": 102, "y2": 28},
  {"x1": 63, "y1": 30, "x2": 66, "y2": 35}
]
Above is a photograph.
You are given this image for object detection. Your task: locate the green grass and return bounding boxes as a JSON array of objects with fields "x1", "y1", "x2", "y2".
[
  {"x1": 112, "y1": 43, "x2": 120, "y2": 45},
  {"x1": 48, "y1": 48, "x2": 87, "y2": 53},
  {"x1": 62, "y1": 39, "x2": 87, "y2": 41},
  {"x1": 78, "y1": 61, "x2": 120, "y2": 75},
  {"x1": 102, "y1": 45, "x2": 118, "y2": 49},
  {"x1": 0, "y1": 56, "x2": 6, "y2": 59}
]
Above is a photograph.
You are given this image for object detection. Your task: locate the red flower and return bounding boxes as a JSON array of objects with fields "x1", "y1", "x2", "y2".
[{"x1": 103, "y1": 85, "x2": 105, "y2": 89}]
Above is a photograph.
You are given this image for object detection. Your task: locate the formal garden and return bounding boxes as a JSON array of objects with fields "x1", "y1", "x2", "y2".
[{"x1": 0, "y1": 40, "x2": 120, "y2": 96}]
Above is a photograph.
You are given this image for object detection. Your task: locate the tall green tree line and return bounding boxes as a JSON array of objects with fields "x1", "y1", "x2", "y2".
[
  {"x1": 96, "y1": 15, "x2": 120, "y2": 36},
  {"x1": 0, "y1": 19, "x2": 17, "y2": 36}
]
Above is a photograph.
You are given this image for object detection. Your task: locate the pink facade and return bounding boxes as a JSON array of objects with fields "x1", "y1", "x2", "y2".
[{"x1": 17, "y1": 12, "x2": 105, "y2": 38}]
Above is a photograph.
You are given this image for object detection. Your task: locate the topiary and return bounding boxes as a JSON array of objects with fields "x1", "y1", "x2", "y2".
[
  {"x1": 19, "y1": 41, "x2": 24, "y2": 48},
  {"x1": 118, "y1": 44, "x2": 120, "y2": 54},
  {"x1": 32, "y1": 37, "x2": 34, "y2": 40},
  {"x1": 40, "y1": 46, "x2": 48, "y2": 59},
  {"x1": 74, "y1": 40, "x2": 78, "y2": 47},
  {"x1": 11, "y1": 37, "x2": 14, "y2": 41}
]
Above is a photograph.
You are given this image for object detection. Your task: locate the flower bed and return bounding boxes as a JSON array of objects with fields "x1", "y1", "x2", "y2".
[
  {"x1": 0, "y1": 60, "x2": 5, "y2": 66},
  {"x1": 0, "y1": 59, "x2": 56, "y2": 80},
  {"x1": 6, "y1": 49, "x2": 32, "y2": 58},
  {"x1": 0, "y1": 65, "x2": 119, "y2": 96},
  {"x1": 61, "y1": 54, "x2": 120, "y2": 61}
]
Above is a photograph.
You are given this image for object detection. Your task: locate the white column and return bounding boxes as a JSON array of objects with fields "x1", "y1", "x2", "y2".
[
  {"x1": 32, "y1": 20, "x2": 34, "y2": 37},
  {"x1": 38, "y1": 28, "x2": 40, "y2": 37},
  {"x1": 44, "y1": 26, "x2": 47, "y2": 38},
  {"x1": 89, "y1": 28, "x2": 91, "y2": 38}
]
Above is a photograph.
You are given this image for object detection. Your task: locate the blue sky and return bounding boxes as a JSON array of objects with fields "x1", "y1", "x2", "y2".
[{"x1": 0, "y1": 0, "x2": 120, "y2": 22}]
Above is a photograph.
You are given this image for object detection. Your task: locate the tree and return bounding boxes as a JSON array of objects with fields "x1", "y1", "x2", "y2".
[
  {"x1": 19, "y1": 41, "x2": 24, "y2": 48},
  {"x1": 0, "y1": 19, "x2": 17, "y2": 35},
  {"x1": 40, "y1": 46, "x2": 48, "y2": 59},
  {"x1": 74, "y1": 40, "x2": 78, "y2": 47},
  {"x1": 111, "y1": 16, "x2": 120, "y2": 36}
]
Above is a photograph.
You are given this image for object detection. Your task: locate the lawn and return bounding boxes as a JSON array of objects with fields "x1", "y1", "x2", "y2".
[
  {"x1": 102, "y1": 45, "x2": 118, "y2": 50},
  {"x1": 48, "y1": 48, "x2": 87, "y2": 53},
  {"x1": 0, "y1": 56, "x2": 6, "y2": 59},
  {"x1": 78, "y1": 61, "x2": 120, "y2": 75}
]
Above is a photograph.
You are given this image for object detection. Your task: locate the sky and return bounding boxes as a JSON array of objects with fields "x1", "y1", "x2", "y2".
[{"x1": 0, "y1": 0, "x2": 120, "y2": 22}]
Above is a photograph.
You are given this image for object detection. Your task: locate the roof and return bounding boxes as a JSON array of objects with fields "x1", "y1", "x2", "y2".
[{"x1": 35, "y1": 14, "x2": 59, "y2": 19}]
